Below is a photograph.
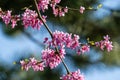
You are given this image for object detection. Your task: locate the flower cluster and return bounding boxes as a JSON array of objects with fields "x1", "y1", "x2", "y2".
[
  {"x1": 0, "y1": 0, "x2": 85, "y2": 29},
  {"x1": 44, "y1": 30, "x2": 90, "y2": 54},
  {"x1": 48, "y1": 31, "x2": 80, "y2": 49},
  {"x1": 95, "y1": 35, "x2": 113, "y2": 52},
  {"x1": 38, "y1": 0, "x2": 50, "y2": 12},
  {"x1": 0, "y1": 9, "x2": 20, "y2": 28},
  {"x1": 37, "y1": 0, "x2": 85, "y2": 17},
  {"x1": 41, "y1": 48, "x2": 65, "y2": 69},
  {"x1": 20, "y1": 58, "x2": 45, "y2": 71},
  {"x1": 22, "y1": 9, "x2": 46, "y2": 30},
  {"x1": 60, "y1": 69, "x2": 84, "y2": 80},
  {"x1": 0, "y1": 8, "x2": 46, "y2": 29}
]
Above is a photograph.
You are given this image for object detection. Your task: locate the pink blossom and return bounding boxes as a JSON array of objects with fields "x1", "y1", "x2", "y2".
[
  {"x1": 53, "y1": 7, "x2": 59, "y2": 17},
  {"x1": 77, "y1": 44, "x2": 90, "y2": 55},
  {"x1": 20, "y1": 60, "x2": 30, "y2": 71},
  {"x1": 64, "y1": 7, "x2": 68, "y2": 13},
  {"x1": 95, "y1": 35, "x2": 113, "y2": 52},
  {"x1": 0, "y1": 9, "x2": 20, "y2": 28},
  {"x1": 1, "y1": 10, "x2": 12, "y2": 25},
  {"x1": 80, "y1": 6, "x2": 85, "y2": 14},
  {"x1": 20, "y1": 58, "x2": 45, "y2": 71},
  {"x1": 70, "y1": 34, "x2": 80, "y2": 49},
  {"x1": 42, "y1": 48, "x2": 64, "y2": 69},
  {"x1": 44, "y1": 31, "x2": 80, "y2": 56},
  {"x1": 60, "y1": 69, "x2": 84, "y2": 80},
  {"x1": 38, "y1": 0, "x2": 50, "y2": 12},
  {"x1": 11, "y1": 15, "x2": 20, "y2": 28},
  {"x1": 81, "y1": 45, "x2": 90, "y2": 53},
  {"x1": 59, "y1": 10, "x2": 65, "y2": 17},
  {"x1": 44, "y1": 37, "x2": 49, "y2": 43},
  {"x1": 22, "y1": 9, "x2": 46, "y2": 29},
  {"x1": 104, "y1": 35, "x2": 110, "y2": 41},
  {"x1": 52, "y1": 7, "x2": 68, "y2": 17},
  {"x1": 105, "y1": 41, "x2": 113, "y2": 52},
  {"x1": 29, "y1": 58, "x2": 45, "y2": 71},
  {"x1": 50, "y1": 0, "x2": 61, "y2": 6},
  {"x1": 52, "y1": 31, "x2": 80, "y2": 49}
]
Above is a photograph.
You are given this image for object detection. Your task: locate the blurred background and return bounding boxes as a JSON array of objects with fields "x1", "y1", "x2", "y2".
[{"x1": 0, "y1": 0, "x2": 120, "y2": 80}]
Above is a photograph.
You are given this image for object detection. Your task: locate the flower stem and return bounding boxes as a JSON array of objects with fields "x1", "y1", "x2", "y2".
[{"x1": 60, "y1": 56, "x2": 70, "y2": 74}]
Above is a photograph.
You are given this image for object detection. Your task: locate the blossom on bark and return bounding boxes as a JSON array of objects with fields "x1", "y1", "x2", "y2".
[
  {"x1": 41, "y1": 48, "x2": 65, "y2": 69},
  {"x1": 22, "y1": 9, "x2": 46, "y2": 30},
  {"x1": 52, "y1": 30, "x2": 80, "y2": 49}
]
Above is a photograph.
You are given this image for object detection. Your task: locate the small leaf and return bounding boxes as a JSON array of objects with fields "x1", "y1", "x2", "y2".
[
  {"x1": 97, "y1": 4, "x2": 102, "y2": 9},
  {"x1": 88, "y1": 7, "x2": 93, "y2": 10},
  {"x1": 13, "y1": 62, "x2": 16, "y2": 65}
]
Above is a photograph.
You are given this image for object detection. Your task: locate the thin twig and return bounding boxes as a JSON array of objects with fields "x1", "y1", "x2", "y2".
[{"x1": 33, "y1": 0, "x2": 53, "y2": 38}]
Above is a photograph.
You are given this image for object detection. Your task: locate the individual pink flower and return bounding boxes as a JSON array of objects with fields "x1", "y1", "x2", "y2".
[
  {"x1": 42, "y1": 48, "x2": 64, "y2": 69},
  {"x1": 70, "y1": 34, "x2": 80, "y2": 49},
  {"x1": 104, "y1": 35, "x2": 110, "y2": 41},
  {"x1": 11, "y1": 15, "x2": 20, "y2": 28},
  {"x1": 52, "y1": 7, "x2": 59, "y2": 17},
  {"x1": 60, "y1": 69, "x2": 84, "y2": 80},
  {"x1": 59, "y1": 10, "x2": 65, "y2": 17},
  {"x1": 20, "y1": 60, "x2": 30, "y2": 71},
  {"x1": 79, "y1": 6, "x2": 85, "y2": 14},
  {"x1": 44, "y1": 37, "x2": 49, "y2": 43},
  {"x1": 64, "y1": 6, "x2": 68, "y2": 13},
  {"x1": 105, "y1": 41, "x2": 113, "y2": 52},
  {"x1": 81, "y1": 45, "x2": 90, "y2": 53}
]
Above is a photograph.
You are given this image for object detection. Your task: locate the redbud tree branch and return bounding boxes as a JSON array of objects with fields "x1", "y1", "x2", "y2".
[{"x1": 33, "y1": 0, "x2": 70, "y2": 74}]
